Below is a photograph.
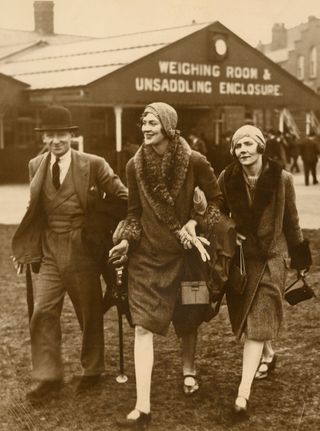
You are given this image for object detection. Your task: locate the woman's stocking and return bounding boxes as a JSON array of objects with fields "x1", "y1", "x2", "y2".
[
  {"x1": 132, "y1": 325, "x2": 154, "y2": 415},
  {"x1": 238, "y1": 338, "x2": 264, "y2": 400}
]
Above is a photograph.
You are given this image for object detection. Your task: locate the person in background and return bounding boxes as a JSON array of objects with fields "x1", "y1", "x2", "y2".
[
  {"x1": 11, "y1": 105, "x2": 128, "y2": 400},
  {"x1": 265, "y1": 130, "x2": 287, "y2": 169},
  {"x1": 300, "y1": 131, "x2": 319, "y2": 185},
  {"x1": 218, "y1": 125, "x2": 311, "y2": 417},
  {"x1": 286, "y1": 132, "x2": 301, "y2": 173},
  {"x1": 109, "y1": 102, "x2": 222, "y2": 429},
  {"x1": 188, "y1": 129, "x2": 208, "y2": 156}
]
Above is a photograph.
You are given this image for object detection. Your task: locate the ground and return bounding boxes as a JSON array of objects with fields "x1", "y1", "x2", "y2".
[{"x1": 0, "y1": 225, "x2": 319, "y2": 431}]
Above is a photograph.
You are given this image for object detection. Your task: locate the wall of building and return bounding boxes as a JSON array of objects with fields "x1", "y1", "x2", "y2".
[{"x1": 261, "y1": 17, "x2": 320, "y2": 94}]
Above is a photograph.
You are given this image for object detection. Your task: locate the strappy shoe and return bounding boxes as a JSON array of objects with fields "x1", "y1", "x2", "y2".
[
  {"x1": 255, "y1": 354, "x2": 277, "y2": 380},
  {"x1": 183, "y1": 374, "x2": 199, "y2": 395}
]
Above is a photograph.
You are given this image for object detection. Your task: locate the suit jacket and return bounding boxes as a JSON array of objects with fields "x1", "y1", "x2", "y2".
[{"x1": 12, "y1": 149, "x2": 128, "y2": 265}]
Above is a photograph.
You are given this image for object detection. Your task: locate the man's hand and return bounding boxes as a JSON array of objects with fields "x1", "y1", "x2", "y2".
[{"x1": 11, "y1": 256, "x2": 24, "y2": 274}]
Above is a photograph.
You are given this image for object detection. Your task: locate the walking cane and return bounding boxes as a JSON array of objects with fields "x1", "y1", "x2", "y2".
[{"x1": 108, "y1": 255, "x2": 128, "y2": 384}]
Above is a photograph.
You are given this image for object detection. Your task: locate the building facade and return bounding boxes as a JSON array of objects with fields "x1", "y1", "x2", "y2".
[
  {"x1": 258, "y1": 16, "x2": 320, "y2": 94},
  {"x1": 1, "y1": 6, "x2": 320, "y2": 182}
]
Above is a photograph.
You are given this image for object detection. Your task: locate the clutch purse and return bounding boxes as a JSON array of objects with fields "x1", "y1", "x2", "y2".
[
  {"x1": 284, "y1": 275, "x2": 315, "y2": 305},
  {"x1": 181, "y1": 281, "x2": 210, "y2": 305},
  {"x1": 227, "y1": 241, "x2": 247, "y2": 295}
]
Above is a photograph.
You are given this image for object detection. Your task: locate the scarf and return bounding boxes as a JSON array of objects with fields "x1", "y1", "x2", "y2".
[{"x1": 134, "y1": 137, "x2": 191, "y2": 233}]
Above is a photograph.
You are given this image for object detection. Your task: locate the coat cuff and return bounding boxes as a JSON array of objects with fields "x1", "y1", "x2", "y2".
[
  {"x1": 112, "y1": 218, "x2": 141, "y2": 245},
  {"x1": 191, "y1": 204, "x2": 220, "y2": 235},
  {"x1": 289, "y1": 239, "x2": 312, "y2": 270}
]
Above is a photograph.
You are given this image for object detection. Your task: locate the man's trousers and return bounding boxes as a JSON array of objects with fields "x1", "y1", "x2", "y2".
[{"x1": 30, "y1": 228, "x2": 105, "y2": 381}]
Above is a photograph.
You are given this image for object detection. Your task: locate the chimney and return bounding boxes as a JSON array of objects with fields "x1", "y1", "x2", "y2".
[
  {"x1": 34, "y1": 1, "x2": 54, "y2": 35},
  {"x1": 271, "y1": 23, "x2": 287, "y2": 50}
]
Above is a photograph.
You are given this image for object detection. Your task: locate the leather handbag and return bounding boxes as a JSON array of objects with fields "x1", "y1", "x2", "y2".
[
  {"x1": 227, "y1": 241, "x2": 247, "y2": 295},
  {"x1": 284, "y1": 274, "x2": 315, "y2": 305},
  {"x1": 181, "y1": 280, "x2": 210, "y2": 305},
  {"x1": 180, "y1": 248, "x2": 210, "y2": 305}
]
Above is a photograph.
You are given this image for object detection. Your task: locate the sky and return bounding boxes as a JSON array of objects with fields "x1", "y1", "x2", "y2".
[{"x1": 0, "y1": 0, "x2": 319, "y2": 46}]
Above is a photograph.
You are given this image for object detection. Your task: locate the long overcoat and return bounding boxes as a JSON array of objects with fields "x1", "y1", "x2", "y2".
[
  {"x1": 218, "y1": 159, "x2": 311, "y2": 340},
  {"x1": 117, "y1": 139, "x2": 222, "y2": 335}
]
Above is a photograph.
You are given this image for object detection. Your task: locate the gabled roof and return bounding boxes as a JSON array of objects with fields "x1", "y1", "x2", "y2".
[
  {"x1": 0, "y1": 22, "x2": 209, "y2": 90},
  {"x1": 0, "y1": 72, "x2": 29, "y2": 87},
  {"x1": 0, "y1": 27, "x2": 94, "y2": 47},
  {"x1": 0, "y1": 27, "x2": 95, "y2": 62},
  {"x1": 0, "y1": 40, "x2": 48, "y2": 61}
]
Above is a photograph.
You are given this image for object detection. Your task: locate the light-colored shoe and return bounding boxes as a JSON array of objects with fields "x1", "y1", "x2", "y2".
[
  {"x1": 183, "y1": 374, "x2": 199, "y2": 395},
  {"x1": 234, "y1": 396, "x2": 249, "y2": 419}
]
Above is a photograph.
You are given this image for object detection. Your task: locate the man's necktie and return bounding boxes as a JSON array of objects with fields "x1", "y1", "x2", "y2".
[{"x1": 52, "y1": 157, "x2": 60, "y2": 190}]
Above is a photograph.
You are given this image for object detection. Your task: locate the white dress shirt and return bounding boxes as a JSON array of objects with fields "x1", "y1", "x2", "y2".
[{"x1": 50, "y1": 149, "x2": 72, "y2": 185}]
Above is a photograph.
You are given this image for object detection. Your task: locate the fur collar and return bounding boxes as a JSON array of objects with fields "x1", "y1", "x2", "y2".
[
  {"x1": 134, "y1": 137, "x2": 191, "y2": 232},
  {"x1": 224, "y1": 158, "x2": 282, "y2": 236}
]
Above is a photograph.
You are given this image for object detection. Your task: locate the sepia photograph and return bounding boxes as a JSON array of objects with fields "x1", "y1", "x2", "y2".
[{"x1": 0, "y1": 1, "x2": 319, "y2": 430}]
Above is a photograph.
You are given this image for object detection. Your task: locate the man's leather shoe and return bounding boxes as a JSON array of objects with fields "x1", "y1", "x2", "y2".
[
  {"x1": 76, "y1": 374, "x2": 101, "y2": 392},
  {"x1": 116, "y1": 411, "x2": 151, "y2": 429},
  {"x1": 26, "y1": 380, "x2": 62, "y2": 401}
]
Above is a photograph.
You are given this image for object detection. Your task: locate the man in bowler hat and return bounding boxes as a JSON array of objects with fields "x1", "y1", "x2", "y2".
[{"x1": 12, "y1": 105, "x2": 128, "y2": 400}]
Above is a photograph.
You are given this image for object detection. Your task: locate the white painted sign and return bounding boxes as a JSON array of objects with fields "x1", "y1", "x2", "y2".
[{"x1": 135, "y1": 61, "x2": 282, "y2": 96}]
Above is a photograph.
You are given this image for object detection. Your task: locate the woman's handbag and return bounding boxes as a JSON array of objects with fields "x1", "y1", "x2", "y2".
[
  {"x1": 284, "y1": 274, "x2": 316, "y2": 305},
  {"x1": 226, "y1": 241, "x2": 247, "y2": 295},
  {"x1": 180, "y1": 249, "x2": 210, "y2": 305},
  {"x1": 181, "y1": 280, "x2": 210, "y2": 304}
]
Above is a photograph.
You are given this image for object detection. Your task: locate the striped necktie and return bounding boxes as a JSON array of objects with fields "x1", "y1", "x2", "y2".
[{"x1": 52, "y1": 156, "x2": 60, "y2": 190}]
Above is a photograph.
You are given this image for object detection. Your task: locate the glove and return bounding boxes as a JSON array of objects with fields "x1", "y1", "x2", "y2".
[{"x1": 190, "y1": 236, "x2": 210, "y2": 262}]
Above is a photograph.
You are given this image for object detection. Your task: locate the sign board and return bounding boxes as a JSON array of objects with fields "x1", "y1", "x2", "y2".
[
  {"x1": 135, "y1": 61, "x2": 282, "y2": 98},
  {"x1": 89, "y1": 22, "x2": 320, "y2": 110}
]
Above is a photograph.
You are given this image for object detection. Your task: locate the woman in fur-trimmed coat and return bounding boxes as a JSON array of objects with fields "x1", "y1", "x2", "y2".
[
  {"x1": 218, "y1": 125, "x2": 311, "y2": 416},
  {"x1": 109, "y1": 102, "x2": 222, "y2": 427}
]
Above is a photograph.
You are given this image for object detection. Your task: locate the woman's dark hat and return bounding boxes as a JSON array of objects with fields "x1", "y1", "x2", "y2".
[{"x1": 34, "y1": 105, "x2": 78, "y2": 131}]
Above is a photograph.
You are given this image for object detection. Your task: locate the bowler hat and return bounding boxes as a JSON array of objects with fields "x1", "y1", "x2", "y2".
[{"x1": 34, "y1": 105, "x2": 78, "y2": 131}]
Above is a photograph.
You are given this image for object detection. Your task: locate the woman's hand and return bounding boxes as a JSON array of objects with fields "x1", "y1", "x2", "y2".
[
  {"x1": 183, "y1": 219, "x2": 197, "y2": 237},
  {"x1": 178, "y1": 219, "x2": 210, "y2": 261},
  {"x1": 236, "y1": 233, "x2": 246, "y2": 246},
  {"x1": 297, "y1": 268, "x2": 309, "y2": 278},
  {"x1": 109, "y1": 239, "x2": 129, "y2": 260},
  {"x1": 179, "y1": 219, "x2": 198, "y2": 249}
]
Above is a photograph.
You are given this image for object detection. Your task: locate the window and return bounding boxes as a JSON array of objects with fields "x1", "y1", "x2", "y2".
[
  {"x1": 16, "y1": 117, "x2": 36, "y2": 148},
  {"x1": 297, "y1": 55, "x2": 304, "y2": 80},
  {"x1": 309, "y1": 46, "x2": 317, "y2": 78}
]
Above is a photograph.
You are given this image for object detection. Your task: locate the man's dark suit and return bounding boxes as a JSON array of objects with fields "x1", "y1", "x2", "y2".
[{"x1": 12, "y1": 149, "x2": 127, "y2": 382}]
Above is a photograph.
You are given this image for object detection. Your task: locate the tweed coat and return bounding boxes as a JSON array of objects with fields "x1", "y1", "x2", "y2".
[
  {"x1": 117, "y1": 139, "x2": 222, "y2": 335},
  {"x1": 218, "y1": 159, "x2": 311, "y2": 340},
  {"x1": 12, "y1": 149, "x2": 128, "y2": 266}
]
